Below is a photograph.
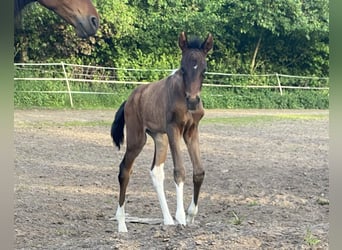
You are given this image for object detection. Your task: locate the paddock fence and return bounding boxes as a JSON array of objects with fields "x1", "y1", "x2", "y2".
[{"x1": 14, "y1": 62, "x2": 329, "y2": 107}]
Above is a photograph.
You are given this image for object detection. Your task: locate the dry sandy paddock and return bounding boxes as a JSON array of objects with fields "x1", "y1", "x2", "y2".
[{"x1": 14, "y1": 109, "x2": 329, "y2": 249}]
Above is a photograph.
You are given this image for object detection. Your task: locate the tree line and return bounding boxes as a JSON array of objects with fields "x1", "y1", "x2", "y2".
[{"x1": 14, "y1": 0, "x2": 328, "y2": 78}]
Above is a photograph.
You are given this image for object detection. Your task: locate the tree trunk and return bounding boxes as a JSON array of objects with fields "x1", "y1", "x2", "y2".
[
  {"x1": 250, "y1": 35, "x2": 262, "y2": 74},
  {"x1": 17, "y1": 36, "x2": 29, "y2": 63}
]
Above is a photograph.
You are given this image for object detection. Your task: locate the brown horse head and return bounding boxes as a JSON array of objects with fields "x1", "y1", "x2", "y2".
[
  {"x1": 37, "y1": 0, "x2": 99, "y2": 38},
  {"x1": 178, "y1": 32, "x2": 213, "y2": 110}
]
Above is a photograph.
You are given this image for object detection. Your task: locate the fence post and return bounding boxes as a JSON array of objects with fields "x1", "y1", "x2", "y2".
[
  {"x1": 275, "y1": 73, "x2": 283, "y2": 96},
  {"x1": 61, "y1": 62, "x2": 74, "y2": 107}
]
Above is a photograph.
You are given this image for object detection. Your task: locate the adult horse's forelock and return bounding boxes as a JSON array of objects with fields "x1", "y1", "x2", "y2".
[{"x1": 178, "y1": 32, "x2": 213, "y2": 111}]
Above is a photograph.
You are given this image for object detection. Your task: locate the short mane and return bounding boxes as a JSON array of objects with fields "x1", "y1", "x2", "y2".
[{"x1": 187, "y1": 37, "x2": 202, "y2": 49}]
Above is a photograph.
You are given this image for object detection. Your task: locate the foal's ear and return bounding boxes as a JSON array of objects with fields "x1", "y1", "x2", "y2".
[
  {"x1": 178, "y1": 31, "x2": 188, "y2": 52},
  {"x1": 201, "y1": 33, "x2": 213, "y2": 54}
]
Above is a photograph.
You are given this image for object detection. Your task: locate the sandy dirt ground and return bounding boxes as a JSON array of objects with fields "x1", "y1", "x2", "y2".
[{"x1": 14, "y1": 109, "x2": 329, "y2": 249}]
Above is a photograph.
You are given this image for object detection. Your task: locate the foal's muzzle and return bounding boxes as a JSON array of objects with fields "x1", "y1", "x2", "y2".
[{"x1": 186, "y1": 94, "x2": 201, "y2": 111}]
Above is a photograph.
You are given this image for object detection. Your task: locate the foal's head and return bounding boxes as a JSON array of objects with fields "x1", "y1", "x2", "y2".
[{"x1": 178, "y1": 32, "x2": 213, "y2": 111}]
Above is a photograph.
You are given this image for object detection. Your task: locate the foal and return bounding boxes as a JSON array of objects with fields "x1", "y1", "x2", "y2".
[{"x1": 111, "y1": 32, "x2": 213, "y2": 232}]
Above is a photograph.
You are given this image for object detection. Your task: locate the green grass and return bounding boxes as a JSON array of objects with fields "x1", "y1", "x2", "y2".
[
  {"x1": 15, "y1": 120, "x2": 111, "y2": 128},
  {"x1": 248, "y1": 200, "x2": 259, "y2": 207},
  {"x1": 14, "y1": 79, "x2": 329, "y2": 109},
  {"x1": 201, "y1": 114, "x2": 327, "y2": 126},
  {"x1": 15, "y1": 112, "x2": 327, "y2": 129},
  {"x1": 274, "y1": 114, "x2": 328, "y2": 120},
  {"x1": 62, "y1": 120, "x2": 111, "y2": 127},
  {"x1": 231, "y1": 211, "x2": 243, "y2": 226},
  {"x1": 304, "y1": 229, "x2": 321, "y2": 246}
]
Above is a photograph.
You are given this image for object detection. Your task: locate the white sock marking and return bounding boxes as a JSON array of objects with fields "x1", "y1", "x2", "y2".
[
  {"x1": 116, "y1": 204, "x2": 128, "y2": 232},
  {"x1": 150, "y1": 164, "x2": 174, "y2": 225},
  {"x1": 186, "y1": 197, "x2": 198, "y2": 224},
  {"x1": 175, "y1": 182, "x2": 186, "y2": 225}
]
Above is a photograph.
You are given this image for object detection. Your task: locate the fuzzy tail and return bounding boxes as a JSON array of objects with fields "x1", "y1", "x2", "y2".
[{"x1": 111, "y1": 101, "x2": 126, "y2": 150}]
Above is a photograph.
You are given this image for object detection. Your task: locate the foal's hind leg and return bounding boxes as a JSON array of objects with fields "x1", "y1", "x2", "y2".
[
  {"x1": 116, "y1": 129, "x2": 146, "y2": 232},
  {"x1": 149, "y1": 133, "x2": 174, "y2": 225}
]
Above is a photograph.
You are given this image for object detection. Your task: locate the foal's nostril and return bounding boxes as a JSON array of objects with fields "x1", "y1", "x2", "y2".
[
  {"x1": 186, "y1": 95, "x2": 200, "y2": 104},
  {"x1": 90, "y1": 16, "x2": 99, "y2": 29},
  {"x1": 186, "y1": 95, "x2": 200, "y2": 110}
]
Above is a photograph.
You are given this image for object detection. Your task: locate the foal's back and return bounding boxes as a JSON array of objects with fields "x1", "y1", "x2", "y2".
[{"x1": 125, "y1": 69, "x2": 193, "y2": 134}]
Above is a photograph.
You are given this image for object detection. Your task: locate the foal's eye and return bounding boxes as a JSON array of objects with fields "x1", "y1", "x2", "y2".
[{"x1": 181, "y1": 67, "x2": 186, "y2": 75}]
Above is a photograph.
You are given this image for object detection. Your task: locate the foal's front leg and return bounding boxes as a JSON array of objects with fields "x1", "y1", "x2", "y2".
[
  {"x1": 167, "y1": 125, "x2": 187, "y2": 225},
  {"x1": 184, "y1": 124, "x2": 205, "y2": 224}
]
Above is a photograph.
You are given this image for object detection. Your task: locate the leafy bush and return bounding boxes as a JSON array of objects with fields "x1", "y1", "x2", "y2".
[{"x1": 15, "y1": 1, "x2": 328, "y2": 77}]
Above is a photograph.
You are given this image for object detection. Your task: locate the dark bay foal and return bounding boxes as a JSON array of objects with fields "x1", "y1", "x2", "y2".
[{"x1": 111, "y1": 32, "x2": 213, "y2": 232}]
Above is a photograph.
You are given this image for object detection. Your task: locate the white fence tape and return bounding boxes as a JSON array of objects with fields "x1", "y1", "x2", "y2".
[{"x1": 14, "y1": 62, "x2": 329, "y2": 107}]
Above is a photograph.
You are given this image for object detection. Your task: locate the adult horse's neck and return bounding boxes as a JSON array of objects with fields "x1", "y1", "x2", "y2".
[{"x1": 15, "y1": 0, "x2": 36, "y2": 16}]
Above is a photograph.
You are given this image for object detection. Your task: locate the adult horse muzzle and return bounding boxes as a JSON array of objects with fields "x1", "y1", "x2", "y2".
[{"x1": 74, "y1": 15, "x2": 99, "y2": 38}]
